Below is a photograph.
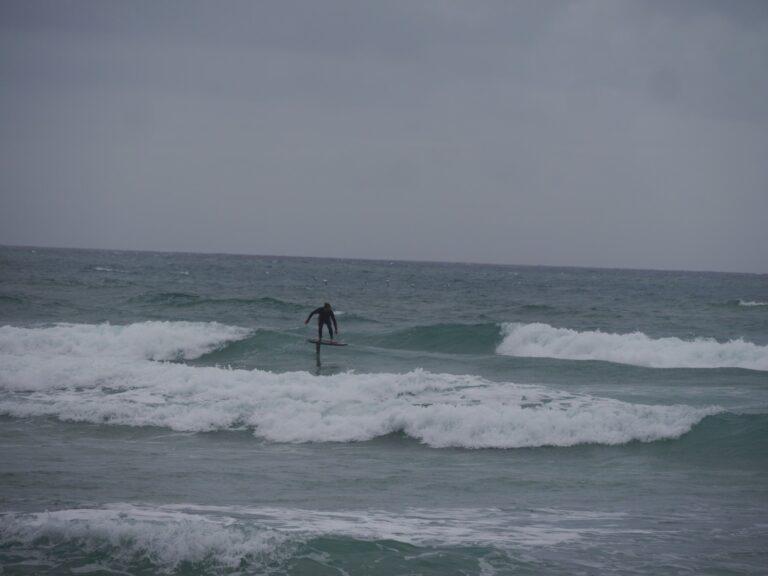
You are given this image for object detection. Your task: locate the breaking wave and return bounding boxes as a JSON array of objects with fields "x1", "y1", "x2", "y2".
[
  {"x1": 0, "y1": 321, "x2": 250, "y2": 363},
  {"x1": 0, "y1": 505, "x2": 293, "y2": 574},
  {"x1": 497, "y1": 322, "x2": 768, "y2": 371},
  {"x1": 0, "y1": 503, "x2": 637, "y2": 574},
  {"x1": 0, "y1": 322, "x2": 719, "y2": 449}
]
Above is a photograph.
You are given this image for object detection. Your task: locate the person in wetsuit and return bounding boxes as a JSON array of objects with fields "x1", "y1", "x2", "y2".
[{"x1": 305, "y1": 302, "x2": 339, "y2": 341}]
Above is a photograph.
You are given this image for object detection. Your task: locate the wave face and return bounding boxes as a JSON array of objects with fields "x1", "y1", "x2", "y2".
[
  {"x1": 0, "y1": 322, "x2": 718, "y2": 448},
  {"x1": 370, "y1": 323, "x2": 500, "y2": 354},
  {"x1": 497, "y1": 322, "x2": 768, "y2": 371}
]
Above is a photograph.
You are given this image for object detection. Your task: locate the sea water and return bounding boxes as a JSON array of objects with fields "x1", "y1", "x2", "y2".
[{"x1": 0, "y1": 246, "x2": 766, "y2": 575}]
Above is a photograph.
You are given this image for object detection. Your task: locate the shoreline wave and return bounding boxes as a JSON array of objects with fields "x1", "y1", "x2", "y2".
[{"x1": 0, "y1": 503, "x2": 631, "y2": 575}]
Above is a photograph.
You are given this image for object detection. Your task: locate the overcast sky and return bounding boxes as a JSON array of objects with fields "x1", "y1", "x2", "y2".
[{"x1": 1, "y1": 0, "x2": 766, "y2": 273}]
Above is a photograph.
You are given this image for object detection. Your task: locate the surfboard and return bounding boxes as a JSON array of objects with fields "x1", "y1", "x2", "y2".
[{"x1": 308, "y1": 339, "x2": 347, "y2": 346}]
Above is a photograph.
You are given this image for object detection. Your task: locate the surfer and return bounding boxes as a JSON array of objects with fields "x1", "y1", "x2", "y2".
[{"x1": 305, "y1": 302, "x2": 339, "y2": 341}]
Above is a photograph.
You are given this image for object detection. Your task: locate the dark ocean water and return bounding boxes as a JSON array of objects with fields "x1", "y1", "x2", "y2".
[{"x1": 1, "y1": 246, "x2": 766, "y2": 575}]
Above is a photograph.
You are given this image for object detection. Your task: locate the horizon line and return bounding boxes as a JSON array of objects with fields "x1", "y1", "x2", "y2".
[{"x1": 1, "y1": 242, "x2": 764, "y2": 277}]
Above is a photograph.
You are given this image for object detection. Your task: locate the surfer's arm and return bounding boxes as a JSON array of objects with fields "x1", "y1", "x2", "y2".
[
  {"x1": 331, "y1": 312, "x2": 338, "y2": 332},
  {"x1": 305, "y1": 308, "x2": 320, "y2": 324}
]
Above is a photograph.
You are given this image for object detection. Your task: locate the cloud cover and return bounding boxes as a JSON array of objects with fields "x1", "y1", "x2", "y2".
[{"x1": 1, "y1": 0, "x2": 766, "y2": 272}]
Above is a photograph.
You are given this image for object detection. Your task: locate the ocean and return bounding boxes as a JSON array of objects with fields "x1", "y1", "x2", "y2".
[{"x1": 0, "y1": 245, "x2": 766, "y2": 575}]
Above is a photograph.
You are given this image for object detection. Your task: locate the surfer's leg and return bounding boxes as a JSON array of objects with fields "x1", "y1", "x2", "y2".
[
  {"x1": 317, "y1": 320, "x2": 323, "y2": 341},
  {"x1": 327, "y1": 320, "x2": 334, "y2": 340}
]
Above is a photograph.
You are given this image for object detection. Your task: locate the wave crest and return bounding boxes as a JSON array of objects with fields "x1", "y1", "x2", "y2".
[
  {"x1": 497, "y1": 323, "x2": 768, "y2": 371},
  {"x1": 738, "y1": 300, "x2": 768, "y2": 307},
  {"x1": 0, "y1": 321, "x2": 250, "y2": 364}
]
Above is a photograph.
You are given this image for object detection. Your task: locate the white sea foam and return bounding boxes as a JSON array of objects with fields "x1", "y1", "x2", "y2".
[
  {"x1": 497, "y1": 322, "x2": 768, "y2": 371},
  {"x1": 0, "y1": 502, "x2": 640, "y2": 560},
  {"x1": 93, "y1": 266, "x2": 123, "y2": 273},
  {"x1": 739, "y1": 300, "x2": 768, "y2": 307},
  {"x1": 0, "y1": 321, "x2": 249, "y2": 363},
  {"x1": 0, "y1": 505, "x2": 293, "y2": 572},
  {"x1": 0, "y1": 322, "x2": 719, "y2": 448},
  {"x1": 177, "y1": 504, "x2": 593, "y2": 547}
]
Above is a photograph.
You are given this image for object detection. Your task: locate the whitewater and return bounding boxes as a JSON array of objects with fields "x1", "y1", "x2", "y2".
[
  {"x1": 0, "y1": 322, "x2": 719, "y2": 448},
  {"x1": 497, "y1": 321, "x2": 768, "y2": 370},
  {"x1": 1, "y1": 246, "x2": 766, "y2": 576}
]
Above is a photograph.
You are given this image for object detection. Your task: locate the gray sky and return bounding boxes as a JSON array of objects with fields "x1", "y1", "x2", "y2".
[{"x1": 1, "y1": 0, "x2": 767, "y2": 273}]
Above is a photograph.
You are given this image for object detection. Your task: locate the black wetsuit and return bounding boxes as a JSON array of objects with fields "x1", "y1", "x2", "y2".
[{"x1": 306, "y1": 307, "x2": 338, "y2": 340}]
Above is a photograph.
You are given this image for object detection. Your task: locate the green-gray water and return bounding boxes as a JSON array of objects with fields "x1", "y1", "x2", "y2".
[{"x1": 1, "y1": 246, "x2": 766, "y2": 575}]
